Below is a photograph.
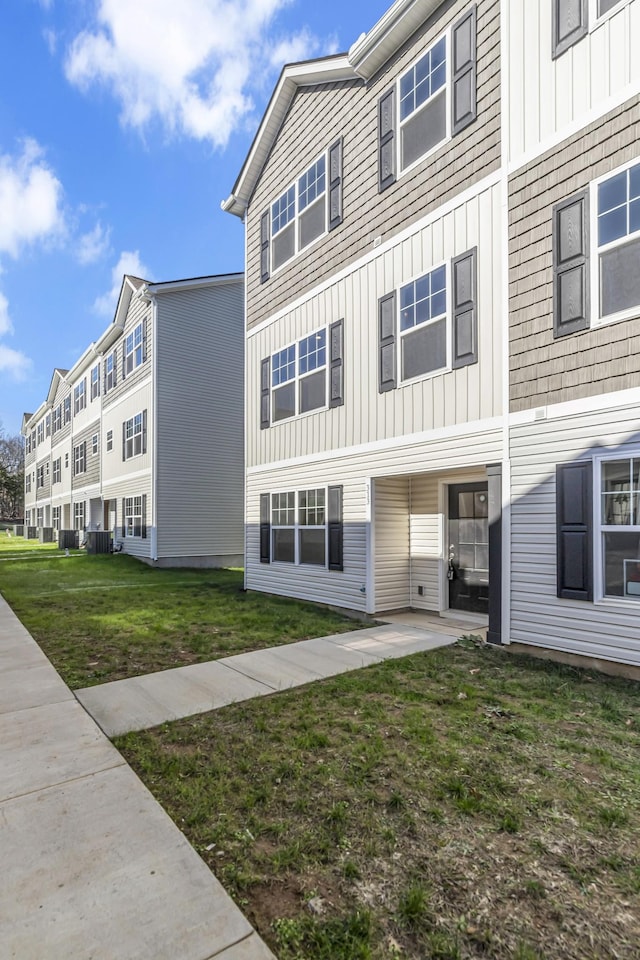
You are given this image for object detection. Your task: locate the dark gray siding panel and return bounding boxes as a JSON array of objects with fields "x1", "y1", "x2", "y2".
[{"x1": 71, "y1": 420, "x2": 101, "y2": 490}]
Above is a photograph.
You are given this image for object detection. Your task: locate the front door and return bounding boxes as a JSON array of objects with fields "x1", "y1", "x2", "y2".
[{"x1": 448, "y1": 482, "x2": 489, "y2": 614}]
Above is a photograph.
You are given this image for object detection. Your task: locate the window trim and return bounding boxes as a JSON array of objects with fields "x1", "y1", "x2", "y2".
[
  {"x1": 269, "y1": 327, "x2": 329, "y2": 425},
  {"x1": 270, "y1": 149, "x2": 329, "y2": 276},
  {"x1": 124, "y1": 322, "x2": 144, "y2": 375},
  {"x1": 397, "y1": 259, "x2": 452, "y2": 387},
  {"x1": 104, "y1": 351, "x2": 116, "y2": 392},
  {"x1": 124, "y1": 495, "x2": 143, "y2": 538},
  {"x1": 396, "y1": 26, "x2": 452, "y2": 180},
  {"x1": 73, "y1": 442, "x2": 86, "y2": 476},
  {"x1": 90, "y1": 363, "x2": 100, "y2": 400},
  {"x1": 589, "y1": 0, "x2": 630, "y2": 27},
  {"x1": 92, "y1": 434, "x2": 99, "y2": 455},
  {"x1": 269, "y1": 487, "x2": 328, "y2": 567},
  {"x1": 73, "y1": 500, "x2": 86, "y2": 531},
  {"x1": 123, "y1": 412, "x2": 144, "y2": 460},
  {"x1": 73, "y1": 379, "x2": 87, "y2": 416},
  {"x1": 593, "y1": 450, "x2": 640, "y2": 604},
  {"x1": 52, "y1": 458, "x2": 61, "y2": 485},
  {"x1": 106, "y1": 429, "x2": 113, "y2": 452},
  {"x1": 590, "y1": 156, "x2": 640, "y2": 329}
]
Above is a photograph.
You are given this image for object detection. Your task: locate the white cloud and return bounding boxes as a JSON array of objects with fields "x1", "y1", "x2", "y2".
[
  {"x1": 0, "y1": 139, "x2": 65, "y2": 258},
  {"x1": 64, "y1": 0, "x2": 326, "y2": 147},
  {"x1": 93, "y1": 250, "x2": 153, "y2": 316},
  {"x1": 76, "y1": 221, "x2": 111, "y2": 265},
  {"x1": 43, "y1": 28, "x2": 57, "y2": 55},
  {"x1": 0, "y1": 292, "x2": 32, "y2": 381}
]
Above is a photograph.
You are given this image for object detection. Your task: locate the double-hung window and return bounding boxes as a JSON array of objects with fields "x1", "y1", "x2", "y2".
[
  {"x1": 63, "y1": 396, "x2": 71, "y2": 424},
  {"x1": 106, "y1": 429, "x2": 113, "y2": 452},
  {"x1": 399, "y1": 264, "x2": 448, "y2": 381},
  {"x1": 45, "y1": 414, "x2": 51, "y2": 437},
  {"x1": 124, "y1": 496, "x2": 143, "y2": 537},
  {"x1": 124, "y1": 323, "x2": 144, "y2": 374},
  {"x1": 123, "y1": 412, "x2": 145, "y2": 459},
  {"x1": 36, "y1": 507, "x2": 43, "y2": 527},
  {"x1": 104, "y1": 352, "x2": 116, "y2": 392},
  {"x1": 52, "y1": 506, "x2": 60, "y2": 530},
  {"x1": 37, "y1": 465, "x2": 45, "y2": 488},
  {"x1": 92, "y1": 434, "x2": 99, "y2": 455},
  {"x1": 37, "y1": 422, "x2": 44, "y2": 445},
  {"x1": 90, "y1": 363, "x2": 100, "y2": 400},
  {"x1": 52, "y1": 458, "x2": 61, "y2": 484},
  {"x1": 25, "y1": 473, "x2": 31, "y2": 493},
  {"x1": 271, "y1": 489, "x2": 326, "y2": 566},
  {"x1": 53, "y1": 405, "x2": 62, "y2": 433},
  {"x1": 594, "y1": 160, "x2": 640, "y2": 323},
  {"x1": 74, "y1": 380, "x2": 86, "y2": 415},
  {"x1": 74, "y1": 501, "x2": 85, "y2": 531},
  {"x1": 399, "y1": 36, "x2": 448, "y2": 171},
  {"x1": 73, "y1": 442, "x2": 86, "y2": 476},
  {"x1": 271, "y1": 154, "x2": 327, "y2": 271},
  {"x1": 598, "y1": 456, "x2": 640, "y2": 601},
  {"x1": 271, "y1": 329, "x2": 327, "y2": 423}
]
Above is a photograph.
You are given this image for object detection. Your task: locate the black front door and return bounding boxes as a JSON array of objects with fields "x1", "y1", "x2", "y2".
[{"x1": 448, "y1": 482, "x2": 489, "y2": 614}]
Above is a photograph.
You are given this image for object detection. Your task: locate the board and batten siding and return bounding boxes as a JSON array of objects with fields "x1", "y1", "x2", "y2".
[
  {"x1": 249, "y1": 177, "x2": 502, "y2": 470},
  {"x1": 509, "y1": 0, "x2": 640, "y2": 168},
  {"x1": 247, "y1": 425, "x2": 502, "y2": 611},
  {"x1": 510, "y1": 399, "x2": 640, "y2": 666},
  {"x1": 155, "y1": 280, "x2": 244, "y2": 562},
  {"x1": 246, "y1": 0, "x2": 501, "y2": 331},
  {"x1": 509, "y1": 97, "x2": 640, "y2": 414}
]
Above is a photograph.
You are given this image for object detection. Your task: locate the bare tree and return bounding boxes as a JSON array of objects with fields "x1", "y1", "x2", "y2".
[{"x1": 0, "y1": 423, "x2": 24, "y2": 519}]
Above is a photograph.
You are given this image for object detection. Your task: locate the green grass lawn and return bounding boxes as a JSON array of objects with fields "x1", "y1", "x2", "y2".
[
  {"x1": 0, "y1": 534, "x2": 356, "y2": 688},
  {"x1": 117, "y1": 643, "x2": 640, "y2": 960}
]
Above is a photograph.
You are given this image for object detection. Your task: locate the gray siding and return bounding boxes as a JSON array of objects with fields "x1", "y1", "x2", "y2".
[
  {"x1": 71, "y1": 420, "x2": 101, "y2": 491},
  {"x1": 246, "y1": 0, "x2": 501, "y2": 331},
  {"x1": 103, "y1": 295, "x2": 152, "y2": 410},
  {"x1": 155, "y1": 280, "x2": 244, "y2": 561},
  {"x1": 35, "y1": 457, "x2": 51, "y2": 501},
  {"x1": 509, "y1": 97, "x2": 640, "y2": 413}
]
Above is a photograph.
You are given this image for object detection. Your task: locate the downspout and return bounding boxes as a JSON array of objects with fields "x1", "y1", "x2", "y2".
[{"x1": 151, "y1": 295, "x2": 159, "y2": 562}]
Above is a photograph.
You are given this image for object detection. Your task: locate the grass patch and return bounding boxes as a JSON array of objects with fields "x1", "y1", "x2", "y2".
[
  {"x1": 116, "y1": 645, "x2": 640, "y2": 960},
  {"x1": 0, "y1": 536, "x2": 357, "y2": 687}
]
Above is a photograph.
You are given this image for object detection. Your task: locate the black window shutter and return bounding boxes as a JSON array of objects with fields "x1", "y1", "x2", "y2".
[
  {"x1": 142, "y1": 319, "x2": 148, "y2": 362},
  {"x1": 103, "y1": 359, "x2": 107, "y2": 395},
  {"x1": 122, "y1": 422, "x2": 126, "y2": 461},
  {"x1": 260, "y1": 211, "x2": 270, "y2": 284},
  {"x1": 259, "y1": 493, "x2": 270, "y2": 563},
  {"x1": 556, "y1": 461, "x2": 593, "y2": 601},
  {"x1": 553, "y1": 0, "x2": 588, "y2": 58},
  {"x1": 452, "y1": 247, "x2": 478, "y2": 368},
  {"x1": 378, "y1": 292, "x2": 397, "y2": 392},
  {"x1": 378, "y1": 87, "x2": 396, "y2": 192},
  {"x1": 328, "y1": 137, "x2": 343, "y2": 231},
  {"x1": 553, "y1": 189, "x2": 590, "y2": 338},
  {"x1": 260, "y1": 358, "x2": 270, "y2": 429},
  {"x1": 122, "y1": 342, "x2": 126, "y2": 380},
  {"x1": 141, "y1": 494, "x2": 147, "y2": 539},
  {"x1": 451, "y1": 4, "x2": 477, "y2": 136},
  {"x1": 327, "y1": 485, "x2": 344, "y2": 571},
  {"x1": 113, "y1": 351, "x2": 117, "y2": 388},
  {"x1": 121, "y1": 498, "x2": 126, "y2": 538},
  {"x1": 142, "y1": 409, "x2": 148, "y2": 453},
  {"x1": 329, "y1": 318, "x2": 344, "y2": 408}
]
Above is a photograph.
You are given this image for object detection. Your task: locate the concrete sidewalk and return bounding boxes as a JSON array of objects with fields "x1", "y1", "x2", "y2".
[
  {"x1": 0, "y1": 593, "x2": 275, "y2": 960},
  {"x1": 76, "y1": 624, "x2": 456, "y2": 737}
]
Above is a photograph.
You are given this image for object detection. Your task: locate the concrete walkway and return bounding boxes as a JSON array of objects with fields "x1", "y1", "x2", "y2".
[
  {"x1": 0, "y1": 594, "x2": 275, "y2": 960},
  {"x1": 76, "y1": 624, "x2": 456, "y2": 737}
]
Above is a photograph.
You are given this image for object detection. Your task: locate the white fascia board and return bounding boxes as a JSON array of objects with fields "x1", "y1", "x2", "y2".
[
  {"x1": 143, "y1": 273, "x2": 244, "y2": 297},
  {"x1": 348, "y1": 0, "x2": 443, "y2": 79},
  {"x1": 222, "y1": 55, "x2": 356, "y2": 219}
]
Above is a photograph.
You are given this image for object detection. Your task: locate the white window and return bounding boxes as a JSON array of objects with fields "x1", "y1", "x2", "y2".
[
  {"x1": 592, "y1": 159, "x2": 640, "y2": 325},
  {"x1": 45, "y1": 414, "x2": 51, "y2": 437},
  {"x1": 592, "y1": 0, "x2": 630, "y2": 23},
  {"x1": 64, "y1": 397, "x2": 71, "y2": 424},
  {"x1": 52, "y1": 506, "x2": 60, "y2": 531},
  {"x1": 52, "y1": 458, "x2": 61, "y2": 484},
  {"x1": 104, "y1": 351, "x2": 116, "y2": 392},
  {"x1": 399, "y1": 34, "x2": 448, "y2": 173},
  {"x1": 37, "y1": 422, "x2": 44, "y2": 444},
  {"x1": 53, "y1": 405, "x2": 62, "y2": 433},
  {"x1": 74, "y1": 501, "x2": 85, "y2": 531},
  {"x1": 36, "y1": 508, "x2": 43, "y2": 527},
  {"x1": 597, "y1": 455, "x2": 640, "y2": 601},
  {"x1": 125, "y1": 323, "x2": 144, "y2": 374},
  {"x1": 399, "y1": 263, "x2": 449, "y2": 382},
  {"x1": 25, "y1": 473, "x2": 31, "y2": 493},
  {"x1": 65, "y1": 452, "x2": 69, "y2": 469},
  {"x1": 123, "y1": 412, "x2": 144, "y2": 459},
  {"x1": 270, "y1": 329, "x2": 327, "y2": 423},
  {"x1": 92, "y1": 434, "x2": 99, "y2": 455},
  {"x1": 37, "y1": 465, "x2": 45, "y2": 488},
  {"x1": 90, "y1": 363, "x2": 100, "y2": 400},
  {"x1": 45, "y1": 461, "x2": 49, "y2": 476},
  {"x1": 271, "y1": 152, "x2": 327, "y2": 271},
  {"x1": 124, "y1": 496, "x2": 143, "y2": 538},
  {"x1": 73, "y1": 442, "x2": 86, "y2": 476},
  {"x1": 106, "y1": 429, "x2": 113, "y2": 452},
  {"x1": 73, "y1": 380, "x2": 86, "y2": 415},
  {"x1": 25, "y1": 434, "x2": 31, "y2": 455},
  {"x1": 271, "y1": 488, "x2": 326, "y2": 566}
]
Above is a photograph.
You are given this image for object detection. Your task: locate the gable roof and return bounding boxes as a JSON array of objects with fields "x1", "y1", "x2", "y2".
[{"x1": 222, "y1": 0, "x2": 444, "y2": 219}]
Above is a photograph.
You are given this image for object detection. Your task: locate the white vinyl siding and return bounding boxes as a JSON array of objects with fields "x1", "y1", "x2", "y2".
[
  {"x1": 374, "y1": 478, "x2": 411, "y2": 611},
  {"x1": 247, "y1": 177, "x2": 502, "y2": 470}
]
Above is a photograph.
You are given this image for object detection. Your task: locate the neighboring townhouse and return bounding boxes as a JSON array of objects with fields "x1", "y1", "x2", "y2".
[
  {"x1": 506, "y1": 0, "x2": 640, "y2": 667},
  {"x1": 224, "y1": 0, "x2": 506, "y2": 642},
  {"x1": 22, "y1": 272, "x2": 244, "y2": 567},
  {"x1": 225, "y1": 0, "x2": 640, "y2": 669}
]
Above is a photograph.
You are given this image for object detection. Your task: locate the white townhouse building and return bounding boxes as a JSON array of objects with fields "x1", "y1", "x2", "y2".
[
  {"x1": 223, "y1": 0, "x2": 640, "y2": 670},
  {"x1": 23, "y1": 272, "x2": 245, "y2": 567}
]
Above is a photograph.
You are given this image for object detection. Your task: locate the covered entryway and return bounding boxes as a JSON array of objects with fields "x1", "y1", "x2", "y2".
[{"x1": 447, "y1": 482, "x2": 489, "y2": 615}]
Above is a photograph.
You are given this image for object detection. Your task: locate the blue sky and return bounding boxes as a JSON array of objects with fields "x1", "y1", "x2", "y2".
[{"x1": 0, "y1": 0, "x2": 390, "y2": 436}]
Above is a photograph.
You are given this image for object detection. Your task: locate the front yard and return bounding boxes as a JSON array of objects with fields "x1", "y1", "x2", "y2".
[
  {"x1": 117, "y1": 642, "x2": 640, "y2": 960},
  {"x1": 0, "y1": 536, "x2": 355, "y2": 687}
]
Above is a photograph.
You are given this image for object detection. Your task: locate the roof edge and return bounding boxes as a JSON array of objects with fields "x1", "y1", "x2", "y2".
[{"x1": 349, "y1": 0, "x2": 442, "y2": 79}]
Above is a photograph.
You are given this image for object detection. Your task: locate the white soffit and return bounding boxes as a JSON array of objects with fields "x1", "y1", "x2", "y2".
[{"x1": 349, "y1": 0, "x2": 442, "y2": 80}]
